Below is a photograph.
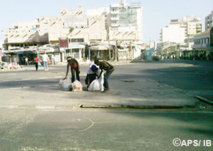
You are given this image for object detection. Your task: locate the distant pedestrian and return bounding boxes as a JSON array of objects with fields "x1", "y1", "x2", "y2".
[
  {"x1": 25, "y1": 57, "x2": 29, "y2": 65},
  {"x1": 63, "y1": 56, "x2": 80, "y2": 82},
  {"x1": 94, "y1": 59, "x2": 114, "y2": 92},
  {"x1": 52, "y1": 55, "x2": 56, "y2": 65},
  {"x1": 42, "y1": 52, "x2": 49, "y2": 71},
  {"x1": 34, "y1": 56, "x2": 40, "y2": 71}
]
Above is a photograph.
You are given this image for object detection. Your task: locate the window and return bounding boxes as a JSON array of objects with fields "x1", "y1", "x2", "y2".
[
  {"x1": 207, "y1": 38, "x2": 210, "y2": 44},
  {"x1": 71, "y1": 38, "x2": 84, "y2": 42}
]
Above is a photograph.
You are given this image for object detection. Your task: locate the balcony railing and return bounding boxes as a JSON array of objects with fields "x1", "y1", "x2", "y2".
[
  {"x1": 111, "y1": 23, "x2": 119, "y2": 27},
  {"x1": 111, "y1": 17, "x2": 119, "y2": 20},
  {"x1": 110, "y1": 11, "x2": 119, "y2": 14}
]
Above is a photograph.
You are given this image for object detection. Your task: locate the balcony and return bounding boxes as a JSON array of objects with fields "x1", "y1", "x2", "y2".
[
  {"x1": 110, "y1": 10, "x2": 119, "y2": 14},
  {"x1": 111, "y1": 23, "x2": 119, "y2": 27},
  {"x1": 111, "y1": 17, "x2": 119, "y2": 21}
]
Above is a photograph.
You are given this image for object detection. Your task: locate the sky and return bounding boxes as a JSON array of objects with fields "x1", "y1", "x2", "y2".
[{"x1": 0, "y1": 0, "x2": 213, "y2": 44}]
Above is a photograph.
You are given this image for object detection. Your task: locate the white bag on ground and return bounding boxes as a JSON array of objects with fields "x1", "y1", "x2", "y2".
[
  {"x1": 88, "y1": 70, "x2": 104, "y2": 92},
  {"x1": 59, "y1": 79, "x2": 71, "y2": 91},
  {"x1": 72, "y1": 80, "x2": 83, "y2": 92}
]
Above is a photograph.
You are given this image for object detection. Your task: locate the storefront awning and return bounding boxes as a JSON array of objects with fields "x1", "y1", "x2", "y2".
[
  {"x1": 69, "y1": 43, "x2": 85, "y2": 49},
  {"x1": 90, "y1": 44, "x2": 112, "y2": 50}
]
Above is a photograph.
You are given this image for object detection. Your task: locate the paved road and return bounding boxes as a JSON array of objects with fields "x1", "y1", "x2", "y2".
[
  {"x1": 0, "y1": 108, "x2": 212, "y2": 151},
  {"x1": 1, "y1": 60, "x2": 212, "y2": 96},
  {"x1": 0, "y1": 60, "x2": 213, "y2": 150},
  {"x1": 139, "y1": 60, "x2": 213, "y2": 101},
  {"x1": 2, "y1": 60, "x2": 213, "y2": 108}
]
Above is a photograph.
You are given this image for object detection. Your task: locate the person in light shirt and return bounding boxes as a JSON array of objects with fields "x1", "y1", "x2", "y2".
[
  {"x1": 85, "y1": 63, "x2": 99, "y2": 88},
  {"x1": 42, "y1": 52, "x2": 49, "y2": 71}
]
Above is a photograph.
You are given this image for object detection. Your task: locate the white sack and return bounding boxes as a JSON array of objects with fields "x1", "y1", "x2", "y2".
[
  {"x1": 88, "y1": 70, "x2": 104, "y2": 92},
  {"x1": 59, "y1": 79, "x2": 71, "y2": 91}
]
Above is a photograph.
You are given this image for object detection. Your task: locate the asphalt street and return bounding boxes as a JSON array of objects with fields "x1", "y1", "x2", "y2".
[
  {"x1": 0, "y1": 60, "x2": 213, "y2": 151},
  {"x1": 1, "y1": 60, "x2": 212, "y2": 99},
  {"x1": 0, "y1": 109, "x2": 212, "y2": 151},
  {"x1": 138, "y1": 60, "x2": 213, "y2": 101}
]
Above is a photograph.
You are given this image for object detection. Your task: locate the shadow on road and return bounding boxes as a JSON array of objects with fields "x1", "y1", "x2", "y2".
[{"x1": 107, "y1": 110, "x2": 213, "y2": 138}]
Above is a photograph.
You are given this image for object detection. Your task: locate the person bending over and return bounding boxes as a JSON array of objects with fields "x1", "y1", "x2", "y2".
[
  {"x1": 64, "y1": 56, "x2": 80, "y2": 82},
  {"x1": 94, "y1": 59, "x2": 114, "y2": 92}
]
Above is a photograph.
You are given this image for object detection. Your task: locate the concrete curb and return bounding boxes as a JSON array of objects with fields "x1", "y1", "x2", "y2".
[
  {"x1": 0, "y1": 105, "x2": 78, "y2": 110},
  {"x1": 0, "y1": 104, "x2": 194, "y2": 110},
  {"x1": 195, "y1": 96, "x2": 213, "y2": 105},
  {"x1": 79, "y1": 104, "x2": 189, "y2": 109}
]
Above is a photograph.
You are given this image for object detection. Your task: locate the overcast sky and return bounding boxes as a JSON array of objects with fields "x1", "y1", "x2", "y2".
[{"x1": 0, "y1": 0, "x2": 213, "y2": 43}]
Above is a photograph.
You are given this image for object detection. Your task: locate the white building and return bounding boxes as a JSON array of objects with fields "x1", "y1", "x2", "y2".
[
  {"x1": 182, "y1": 16, "x2": 202, "y2": 37},
  {"x1": 161, "y1": 24, "x2": 186, "y2": 44},
  {"x1": 109, "y1": 0, "x2": 143, "y2": 41},
  {"x1": 161, "y1": 16, "x2": 202, "y2": 46},
  {"x1": 205, "y1": 11, "x2": 213, "y2": 31},
  {"x1": 62, "y1": 7, "x2": 88, "y2": 29},
  {"x1": 3, "y1": 1, "x2": 144, "y2": 62},
  {"x1": 65, "y1": 7, "x2": 108, "y2": 43},
  {"x1": 37, "y1": 16, "x2": 68, "y2": 44},
  {"x1": 4, "y1": 21, "x2": 49, "y2": 50}
]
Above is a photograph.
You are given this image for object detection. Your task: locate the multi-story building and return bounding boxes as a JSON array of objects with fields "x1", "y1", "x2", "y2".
[
  {"x1": 161, "y1": 16, "x2": 202, "y2": 56},
  {"x1": 3, "y1": 0, "x2": 143, "y2": 62},
  {"x1": 205, "y1": 11, "x2": 213, "y2": 31},
  {"x1": 193, "y1": 30, "x2": 210, "y2": 49},
  {"x1": 38, "y1": 16, "x2": 68, "y2": 44},
  {"x1": 65, "y1": 7, "x2": 109, "y2": 60},
  {"x1": 4, "y1": 21, "x2": 48, "y2": 50},
  {"x1": 3, "y1": 17, "x2": 68, "y2": 50},
  {"x1": 192, "y1": 29, "x2": 213, "y2": 60},
  {"x1": 109, "y1": 0, "x2": 143, "y2": 41},
  {"x1": 183, "y1": 16, "x2": 202, "y2": 37},
  {"x1": 169, "y1": 16, "x2": 202, "y2": 38},
  {"x1": 161, "y1": 23, "x2": 186, "y2": 44},
  {"x1": 66, "y1": 7, "x2": 108, "y2": 43},
  {"x1": 61, "y1": 7, "x2": 87, "y2": 29}
]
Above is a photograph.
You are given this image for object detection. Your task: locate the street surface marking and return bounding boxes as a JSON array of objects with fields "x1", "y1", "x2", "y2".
[{"x1": 79, "y1": 119, "x2": 96, "y2": 132}]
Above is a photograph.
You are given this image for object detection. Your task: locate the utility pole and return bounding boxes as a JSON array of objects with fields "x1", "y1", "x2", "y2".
[{"x1": 115, "y1": 40, "x2": 118, "y2": 61}]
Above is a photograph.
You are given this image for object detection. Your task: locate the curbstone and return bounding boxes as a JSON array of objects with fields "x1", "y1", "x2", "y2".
[{"x1": 194, "y1": 96, "x2": 213, "y2": 105}]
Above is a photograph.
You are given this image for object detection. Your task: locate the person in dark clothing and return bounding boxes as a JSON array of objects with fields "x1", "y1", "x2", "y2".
[
  {"x1": 94, "y1": 59, "x2": 114, "y2": 92},
  {"x1": 64, "y1": 56, "x2": 80, "y2": 82}
]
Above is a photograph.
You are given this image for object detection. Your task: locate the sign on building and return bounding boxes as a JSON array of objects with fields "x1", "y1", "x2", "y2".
[{"x1": 59, "y1": 38, "x2": 69, "y2": 48}]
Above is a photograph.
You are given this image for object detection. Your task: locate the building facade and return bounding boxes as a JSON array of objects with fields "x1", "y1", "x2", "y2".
[
  {"x1": 193, "y1": 29, "x2": 213, "y2": 60},
  {"x1": 160, "y1": 16, "x2": 203, "y2": 59},
  {"x1": 182, "y1": 16, "x2": 202, "y2": 37},
  {"x1": 161, "y1": 16, "x2": 202, "y2": 44},
  {"x1": 109, "y1": 0, "x2": 143, "y2": 41},
  {"x1": 3, "y1": 0, "x2": 144, "y2": 63},
  {"x1": 161, "y1": 23, "x2": 186, "y2": 44},
  {"x1": 205, "y1": 11, "x2": 213, "y2": 31}
]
